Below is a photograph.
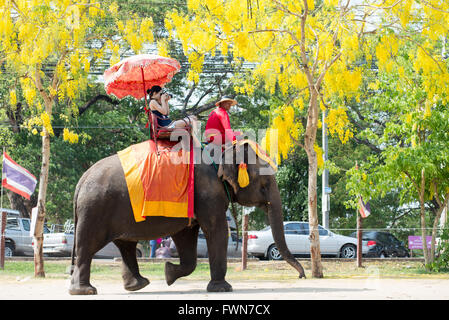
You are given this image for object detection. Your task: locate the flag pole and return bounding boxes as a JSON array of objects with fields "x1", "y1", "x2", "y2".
[
  {"x1": 1, "y1": 147, "x2": 4, "y2": 211},
  {"x1": 355, "y1": 161, "x2": 363, "y2": 268},
  {"x1": 357, "y1": 205, "x2": 363, "y2": 268},
  {"x1": 0, "y1": 147, "x2": 5, "y2": 269}
]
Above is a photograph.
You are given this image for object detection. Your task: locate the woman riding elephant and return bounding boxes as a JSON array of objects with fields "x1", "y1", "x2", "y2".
[{"x1": 69, "y1": 141, "x2": 305, "y2": 295}]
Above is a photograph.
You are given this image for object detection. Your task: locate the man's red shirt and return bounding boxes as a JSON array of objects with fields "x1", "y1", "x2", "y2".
[{"x1": 205, "y1": 107, "x2": 239, "y2": 145}]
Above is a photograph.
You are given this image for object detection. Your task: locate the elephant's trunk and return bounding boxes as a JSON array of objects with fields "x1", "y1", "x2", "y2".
[{"x1": 265, "y1": 182, "x2": 306, "y2": 279}]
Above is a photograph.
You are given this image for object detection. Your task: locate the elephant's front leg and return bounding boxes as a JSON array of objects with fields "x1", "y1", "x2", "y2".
[
  {"x1": 165, "y1": 224, "x2": 200, "y2": 285},
  {"x1": 203, "y1": 219, "x2": 233, "y2": 292}
]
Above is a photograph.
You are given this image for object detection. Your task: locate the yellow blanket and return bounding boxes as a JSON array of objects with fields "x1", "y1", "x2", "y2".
[{"x1": 118, "y1": 139, "x2": 194, "y2": 223}]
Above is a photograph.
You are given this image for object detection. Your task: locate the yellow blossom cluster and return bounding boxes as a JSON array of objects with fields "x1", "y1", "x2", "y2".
[
  {"x1": 325, "y1": 107, "x2": 353, "y2": 144},
  {"x1": 26, "y1": 116, "x2": 43, "y2": 136},
  {"x1": 157, "y1": 39, "x2": 170, "y2": 58},
  {"x1": 411, "y1": 44, "x2": 449, "y2": 105},
  {"x1": 375, "y1": 35, "x2": 399, "y2": 73},
  {"x1": 324, "y1": 61, "x2": 362, "y2": 101},
  {"x1": 262, "y1": 106, "x2": 303, "y2": 163},
  {"x1": 109, "y1": 2, "x2": 119, "y2": 16},
  {"x1": 186, "y1": 52, "x2": 205, "y2": 84},
  {"x1": 314, "y1": 144, "x2": 324, "y2": 169},
  {"x1": 25, "y1": 112, "x2": 54, "y2": 137},
  {"x1": 63, "y1": 128, "x2": 79, "y2": 144},
  {"x1": 9, "y1": 89, "x2": 16, "y2": 106},
  {"x1": 163, "y1": 0, "x2": 365, "y2": 162},
  {"x1": 106, "y1": 39, "x2": 121, "y2": 67},
  {"x1": 372, "y1": 0, "x2": 449, "y2": 117},
  {"x1": 0, "y1": 0, "x2": 152, "y2": 146},
  {"x1": 261, "y1": 128, "x2": 281, "y2": 165},
  {"x1": 20, "y1": 78, "x2": 37, "y2": 106},
  {"x1": 421, "y1": 1, "x2": 448, "y2": 41},
  {"x1": 116, "y1": 15, "x2": 154, "y2": 55},
  {"x1": 40, "y1": 112, "x2": 54, "y2": 136}
]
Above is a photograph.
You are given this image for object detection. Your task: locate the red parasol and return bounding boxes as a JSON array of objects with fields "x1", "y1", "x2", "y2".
[{"x1": 103, "y1": 54, "x2": 181, "y2": 100}]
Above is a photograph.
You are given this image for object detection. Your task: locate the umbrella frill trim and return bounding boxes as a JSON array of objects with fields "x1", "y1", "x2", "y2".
[{"x1": 103, "y1": 54, "x2": 181, "y2": 100}]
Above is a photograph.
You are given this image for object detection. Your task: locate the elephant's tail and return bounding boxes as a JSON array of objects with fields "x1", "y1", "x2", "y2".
[{"x1": 70, "y1": 183, "x2": 80, "y2": 275}]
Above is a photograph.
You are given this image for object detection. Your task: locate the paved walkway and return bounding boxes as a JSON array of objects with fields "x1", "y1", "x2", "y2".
[{"x1": 1, "y1": 277, "x2": 447, "y2": 300}]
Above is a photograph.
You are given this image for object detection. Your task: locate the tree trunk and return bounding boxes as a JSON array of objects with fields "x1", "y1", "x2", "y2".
[
  {"x1": 33, "y1": 132, "x2": 50, "y2": 278},
  {"x1": 419, "y1": 169, "x2": 430, "y2": 268},
  {"x1": 420, "y1": 200, "x2": 430, "y2": 267},
  {"x1": 33, "y1": 68, "x2": 54, "y2": 278},
  {"x1": 304, "y1": 90, "x2": 323, "y2": 278},
  {"x1": 430, "y1": 196, "x2": 448, "y2": 263},
  {"x1": 6, "y1": 191, "x2": 34, "y2": 218}
]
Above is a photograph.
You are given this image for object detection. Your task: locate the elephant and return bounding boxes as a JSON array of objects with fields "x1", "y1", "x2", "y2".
[{"x1": 68, "y1": 141, "x2": 306, "y2": 295}]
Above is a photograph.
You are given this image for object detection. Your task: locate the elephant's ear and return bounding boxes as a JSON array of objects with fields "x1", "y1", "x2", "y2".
[
  {"x1": 217, "y1": 162, "x2": 239, "y2": 194},
  {"x1": 217, "y1": 145, "x2": 240, "y2": 194}
]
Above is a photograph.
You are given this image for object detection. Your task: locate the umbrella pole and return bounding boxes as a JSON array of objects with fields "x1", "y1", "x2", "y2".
[{"x1": 141, "y1": 66, "x2": 158, "y2": 152}]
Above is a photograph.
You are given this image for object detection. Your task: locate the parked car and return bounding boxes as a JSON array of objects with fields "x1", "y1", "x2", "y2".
[
  {"x1": 197, "y1": 232, "x2": 242, "y2": 258},
  {"x1": 170, "y1": 231, "x2": 242, "y2": 258},
  {"x1": 247, "y1": 221, "x2": 369, "y2": 260},
  {"x1": 43, "y1": 232, "x2": 144, "y2": 258},
  {"x1": 349, "y1": 231, "x2": 410, "y2": 258},
  {"x1": 4, "y1": 215, "x2": 50, "y2": 257}
]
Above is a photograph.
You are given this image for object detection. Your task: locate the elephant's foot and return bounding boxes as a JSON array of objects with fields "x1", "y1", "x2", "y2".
[
  {"x1": 165, "y1": 262, "x2": 177, "y2": 286},
  {"x1": 123, "y1": 275, "x2": 150, "y2": 292},
  {"x1": 207, "y1": 280, "x2": 233, "y2": 292},
  {"x1": 69, "y1": 283, "x2": 97, "y2": 295},
  {"x1": 165, "y1": 261, "x2": 196, "y2": 286}
]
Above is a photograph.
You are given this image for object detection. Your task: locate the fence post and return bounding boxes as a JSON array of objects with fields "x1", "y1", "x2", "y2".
[{"x1": 241, "y1": 213, "x2": 249, "y2": 271}]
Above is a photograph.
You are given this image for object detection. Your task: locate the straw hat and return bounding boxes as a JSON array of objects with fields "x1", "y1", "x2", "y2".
[{"x1": 215, "y1": 96, "x2": 238, "y2": 107}]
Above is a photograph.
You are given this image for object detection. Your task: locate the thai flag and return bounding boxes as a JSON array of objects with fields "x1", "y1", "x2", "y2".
[
  {"x1": 2, "y1": 152, "x2": 37, "y2": 200},
  {"x1": 358, "y1": 196, "x2": 371, "y2": 218}
]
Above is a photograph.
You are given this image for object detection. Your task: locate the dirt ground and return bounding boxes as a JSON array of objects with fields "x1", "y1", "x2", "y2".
[{"x1": 1, "y1": 277, "x2": 448, "y2": 300}]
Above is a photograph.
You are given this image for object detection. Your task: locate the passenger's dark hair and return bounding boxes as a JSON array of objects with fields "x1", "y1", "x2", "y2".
[{"x1": 147, "y1": 85, "x2": 162, "y2": 99}]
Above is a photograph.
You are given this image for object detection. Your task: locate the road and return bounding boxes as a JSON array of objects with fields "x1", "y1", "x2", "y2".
[{"x1": 1, "y1": 277, "x2": 447, "y2": 300}]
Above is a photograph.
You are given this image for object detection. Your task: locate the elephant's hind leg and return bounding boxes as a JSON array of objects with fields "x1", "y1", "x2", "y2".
[
  {"x1": 114, "y1": 240, "x2": 150, "y2": 292},
  {"x1": 69, "y1": 226, "x2": 108, "y2": 295},
  {"x1": 165, "y1": 224, "x2": 200, "y2": 286},
  {"x1": 69, "y1": 253, "x2": 97, "y2": 295}
]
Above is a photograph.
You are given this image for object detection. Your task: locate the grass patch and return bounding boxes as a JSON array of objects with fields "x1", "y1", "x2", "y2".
[{"x1": 1, "y1": 259, "x2": 449, "y2": 282}]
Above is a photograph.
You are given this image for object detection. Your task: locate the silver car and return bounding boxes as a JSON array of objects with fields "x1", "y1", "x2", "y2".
[
  {"x1": 196, "y1": 232, "x2": 242, "y2": 258},
  {"x1": 171, "y1": 231, "x2": 242, "y2": 258},
  {"x1": 247, "y1": 221, "x2": 368, "y2": 260}
]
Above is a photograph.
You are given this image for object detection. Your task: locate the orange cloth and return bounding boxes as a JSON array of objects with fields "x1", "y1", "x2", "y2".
[{"x1": 118, "y1": 139, "x2": 194, "y2": 222}]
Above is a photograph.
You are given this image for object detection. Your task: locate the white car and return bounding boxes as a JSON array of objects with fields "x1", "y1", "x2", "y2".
[
  {"x1": 43, "y1": 232, "x2": 144, "y2": 258},
  {"x1": 247, "y1": 221, "x2": 368, "y2": 260}
]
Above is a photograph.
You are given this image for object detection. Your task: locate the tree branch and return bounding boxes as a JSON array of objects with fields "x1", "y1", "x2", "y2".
[
  {"x1": 404, "y1": 170, "x2": 419, "y2": 194},
  {"x1": 185, "y1": 101, "x2": 217, "y2": 116},
  {"x1": 78, "y1": 94, "x2": 119, "y2": 116},
  {"x1": 183, "y1": 85, "x2": 197, "y2": 112},
  {"x1": 273, "y1": 0, "x2": 302, "y2": 18}
]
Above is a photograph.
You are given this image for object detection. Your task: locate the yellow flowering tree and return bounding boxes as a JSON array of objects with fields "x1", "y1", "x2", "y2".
[
  {"x1": 346, "y1": 0, "x2": 449, "y2": 268},
  {"x1": 164, "y1": 0, "x2": 368, "y2": 277},
  {"x1": 0, "y1": 0, "x2": 155, "y2": 277}
]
